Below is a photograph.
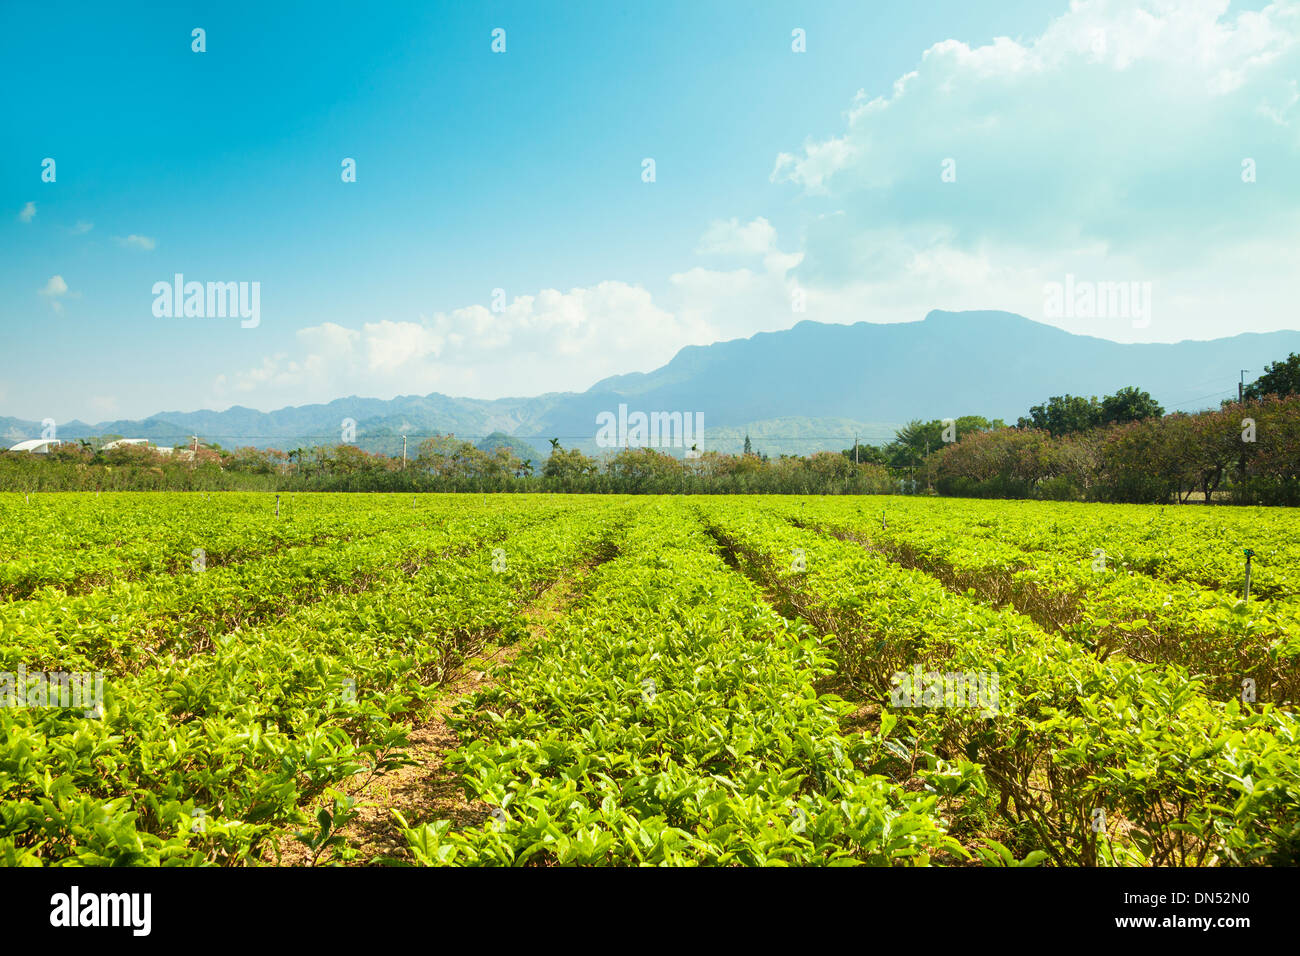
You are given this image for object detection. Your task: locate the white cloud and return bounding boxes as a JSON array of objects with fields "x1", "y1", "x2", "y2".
[
  {"x1": 768, "y1": 0, "x2": 1300, "y2": 341},
  {"x1": 696, "y1": 217, "x2": 779, "y2": 257},
  {"x1": 671, "y1": 224, "x2": 809, "y2": 341},
  {"x1": 39, "y1": 275, "x2": 69, "y2": 313},
  {"x1": 776, "y1": 2, "x2": 1300, "y2": 196},
  {"x1": 71, "y1": 220, "x2": 94, "y2": 235},
  {"x1": 17, "y1": 202, "x2": 35, "y2": 223},
  {"x1": 214, "y1": 1, "x2": 1300, "y2": 411},
  {"x1": 220, "y1": 281, "x2": 705, "y2": 406},
  {"x1": 770, "y1": 136, "x2": 857, "y2": 194},
  {"x1": 114, "y1": 234, "x2": 157, "y2": 251}
]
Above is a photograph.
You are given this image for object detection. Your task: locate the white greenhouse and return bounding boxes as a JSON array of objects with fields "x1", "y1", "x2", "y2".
[{"x1": 7, "y1": 438, "x2": 62, "y2": 454}]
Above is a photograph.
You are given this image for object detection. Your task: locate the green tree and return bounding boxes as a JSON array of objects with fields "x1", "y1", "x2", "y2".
[
  {"x1": 841, "y1": 442, "x2": 888, "y2": 466},
  {"x1": 542, "y1": 446, "x2": 598, "y2": 480},
  {"x1": 416, "y1": 435, "x2": 483, "y2": 477},
  {"x1": 889, "y1": 416, "x2": 1003, "y2": 467},
  {"x1": 1244, "y1": 353, "x2": 1300, "y2": 400},
  {"x1": 1017, "y1": 395, "x2": 1102, "y2": 436},
  {"x1": 1099, "y1": 386, "x2": 1163, "y2": 425},
  {"x1": 605, "y1": 447, "x2": 681, "y2": 489}
]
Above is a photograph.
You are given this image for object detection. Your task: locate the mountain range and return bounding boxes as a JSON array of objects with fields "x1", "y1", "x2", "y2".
[{"x1": 5, "y1": 310, "x2": 1298, "y2": 458}]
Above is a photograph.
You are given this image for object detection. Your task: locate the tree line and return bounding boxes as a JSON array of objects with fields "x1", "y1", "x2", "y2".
[
  {"x1": 4, "y1": 352, "x2": 1297, "y2": 503},
  {"x1": 0, "y1": 431, "x2": 894, "y2": 495},
  {"x1": 920, "y1": 353, "x2": 1300, "y2": 504}
]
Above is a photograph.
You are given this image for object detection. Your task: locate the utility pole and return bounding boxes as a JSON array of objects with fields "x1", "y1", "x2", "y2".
[
  {"x1": 1237, "y1": 371, "x2": 1251, "y2": 483},
  {"x1": 854, "y1": 435, "x2": 859, "y2": 465},
  {"x1": 402, "y1": 435, "x2": 407, "y2": 470}
]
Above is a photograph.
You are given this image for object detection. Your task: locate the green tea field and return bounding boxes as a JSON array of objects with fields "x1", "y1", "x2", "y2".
[{"x1": 2, "y1": 492, "x2": 1297, "y2": 866}]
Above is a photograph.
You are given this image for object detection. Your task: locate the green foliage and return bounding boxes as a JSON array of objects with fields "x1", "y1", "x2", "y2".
[
  {"x1": 1100, "y1": 386, "x2": 1164, "y2": 425},
  {"x1": 707, "y1": 497, "x2": 1300, "y2": 866},
  {"x1": 934, "y1": 393, "x2": 1300, "y2": 504},
  {"x1": 0, "y1": 492, "x2": 625, "y2": 864},
  {"x1": 3, "y1": 492, "x2": 1296, "y2": 867},
  {"x1": 1244, "y1": 353, "x2": 1300, "y2": 401},
  {"x1": 399, "y1": 507, "x2": 968, "y2": 866},
  {"x1": 887, "y1": 417, "x2": 1004, "y2": 469},
  {"x1": 1017, "y1": 395, "x2": 1102, "y2": 436},
  {"x1": 1016, "y1": 387, "x2": 1162, "y2": 437}
]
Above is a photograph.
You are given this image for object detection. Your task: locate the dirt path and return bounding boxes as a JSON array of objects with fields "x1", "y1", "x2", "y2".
[{"x1": 269, "y1": 572, "x2": 583, "y2": 866}]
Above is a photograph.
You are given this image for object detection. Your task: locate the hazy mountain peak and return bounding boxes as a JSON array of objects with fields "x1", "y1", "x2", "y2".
[{"x1": 4, "y1": 311, "x2": 1297, "y2": 456}]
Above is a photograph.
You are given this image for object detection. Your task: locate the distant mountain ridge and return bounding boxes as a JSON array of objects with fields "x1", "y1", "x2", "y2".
[{"x1": 5, "y1": 310, "x2": 1298, "y2": 457}]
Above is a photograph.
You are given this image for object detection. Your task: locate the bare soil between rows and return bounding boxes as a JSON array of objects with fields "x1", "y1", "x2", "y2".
[{"x1": 267, "y1": 571, "x2": 584, "y2": 866}]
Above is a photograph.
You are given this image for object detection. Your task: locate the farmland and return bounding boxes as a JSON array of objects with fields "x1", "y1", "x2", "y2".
[{"x1": 1, "y1": 492, "x2": 1297, "y2": 866}]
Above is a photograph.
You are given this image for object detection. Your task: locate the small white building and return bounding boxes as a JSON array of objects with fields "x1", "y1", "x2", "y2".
[{"x1": 7, "y1": 438, "x2": 62, "y2": 453}]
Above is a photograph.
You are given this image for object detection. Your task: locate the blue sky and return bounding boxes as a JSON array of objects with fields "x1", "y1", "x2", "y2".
[{"x1": 3, "y1": 0, "x2": 1297, "y2": 422}]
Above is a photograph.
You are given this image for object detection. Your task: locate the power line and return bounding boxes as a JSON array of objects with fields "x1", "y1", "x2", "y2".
[
  {"x1": 1177, "y1": 374, "x2": 1238, "y2": 393},
  {"x1": 1164, "y1": 389, "x2": 1236, "y2": 411}
]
